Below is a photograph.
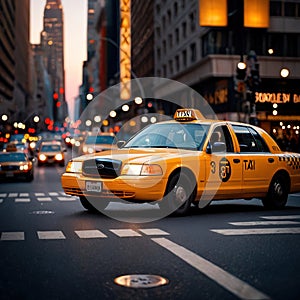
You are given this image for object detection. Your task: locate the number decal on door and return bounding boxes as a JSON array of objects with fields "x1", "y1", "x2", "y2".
[{"x1": 219, "y1": 158, "x2": 231, "y2": 182}]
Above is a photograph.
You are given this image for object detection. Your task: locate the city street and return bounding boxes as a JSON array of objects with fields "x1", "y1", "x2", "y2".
[{"x1": 1, "y1": 150, "x2": 300, "y2": 300}]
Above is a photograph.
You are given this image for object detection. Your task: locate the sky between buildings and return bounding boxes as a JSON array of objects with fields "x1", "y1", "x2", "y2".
[{"x1": 30, "y1": 0, "x2": 88, "y2": 121}]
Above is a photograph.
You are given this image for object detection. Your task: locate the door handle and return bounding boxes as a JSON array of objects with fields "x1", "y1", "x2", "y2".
[
  {"x1": 233, "y1": 159, "x2": 240, "y2": 163},
  {"x1": 268, "y1": 158, "x2": 275, "y2": 163}
]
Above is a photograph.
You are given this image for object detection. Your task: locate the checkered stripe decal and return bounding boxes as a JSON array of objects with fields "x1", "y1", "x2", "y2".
[{"x1": 279, "y1": 155, "x2": 300, "y2": 170}]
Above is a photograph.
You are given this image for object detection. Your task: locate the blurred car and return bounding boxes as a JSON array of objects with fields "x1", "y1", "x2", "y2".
[
  {"x1": 80, "y1": 132, "x2": 117, "y2": 155},
  {"x1": 37, "y1": 141, "x2": 66, "y2": 166},
  {"x1": 0, "y1": 151, "x2": 34, "y2": 181},
  {"x1": 61, "y1": 108, "x2": 300, "y2": 216}
]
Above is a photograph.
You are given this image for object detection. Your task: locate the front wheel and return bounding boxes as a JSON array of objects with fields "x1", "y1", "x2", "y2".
[
  {"x1": 262, "y1": 174, "x2": 288, "y2": 209},
  {"x1": 159, "y1": 172, "x2": 195, "y2": 216}
]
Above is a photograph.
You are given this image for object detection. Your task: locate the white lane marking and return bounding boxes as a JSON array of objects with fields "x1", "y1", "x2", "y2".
[
  {"x1": 75, "y1": 230, "x2": 107, "y2": 239},
  {"x1": 49, "y1": 192, "x2": 59, "y2": 196},
  {"x1": 37, "y1": 231, "x2": 66, "y2": 240},
  {"x1": 229, "y1": 221, "x2": 300, "y2": 226},
  {"x1": 211, "y1": 228, "x2": 300, "y2": 235},
  {"x1": 20, "y1": 193, "x2": 29, "y2": 197},
  {"x1": 110, "y1": 229, "x2": 142, "y2": 237},
  {"x1": 139, "y1": 228, "x2": 170, "y2": 236},
  {"x1": 15, "y1": 198, "x2": 31, "y2": 203},
  {"x1": 35, "y1": 193, "x2": 45, "y2": 196},
  {"x1": 8, "y1": 193, "x2": 18, "y2": 197},
  {"x1": 152, "y1": 238, "x2": 270, "y2": 300},
  {"x1": 0, "y1": 199, "x2": 3, "y2": 203},
  {"x1": 37, "y1": 197, "x2": 52, "y2": 202},
  {"x1": 0, "y1": 193, "x2": 7, "y2": 198},
  {"x1": 261, "y1": 215, "x2": 300, "y2": 220},
  {"x1": 57, "y1": 196, "x2": 76, "y2": 201},
  {"x1": 1, "y1": 232, "x2": 25, "y2": 241}
]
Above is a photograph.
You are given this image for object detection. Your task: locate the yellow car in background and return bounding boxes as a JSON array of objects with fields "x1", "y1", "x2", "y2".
[{"x1": 61, "y1": 108, "x2": 300, "y2": 216}]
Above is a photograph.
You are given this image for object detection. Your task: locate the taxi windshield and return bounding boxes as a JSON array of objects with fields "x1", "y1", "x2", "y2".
[
  {"x1": 124, "y1": 123, "x2": 209, "y2": 150},
  {"x1": 85, "y1": 136, "x2": 115, "y2": 145},
  {"x1": 41, "y1": 145, "x2": 60, "y2": 152},
  {"x1": 0, "y1": 153, "x2": 27, "y2": 162}
]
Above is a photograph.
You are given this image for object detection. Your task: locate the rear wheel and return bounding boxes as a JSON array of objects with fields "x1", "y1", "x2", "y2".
[
  {"x1": 262, "y1": 174, "x2": 288, "y2": 209},
  {"x1": 159, "y1": 172, "x2": 194, "y2": 216},
  {"x1": 79, "y1": 196, "x2": 108, "y2": 212}
]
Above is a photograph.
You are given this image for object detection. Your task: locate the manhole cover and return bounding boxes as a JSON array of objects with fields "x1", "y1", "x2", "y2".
[
  {"x1": 30, "y1": 211, "x2": 55, "y2": 215},
  {"x1": 114, "y1": 274, "x2": 168, "y2": 288}
]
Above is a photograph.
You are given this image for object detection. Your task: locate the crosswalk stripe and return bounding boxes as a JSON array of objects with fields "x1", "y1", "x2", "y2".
[
  {"x1": 110, "y1": 229, "x2": 142, "y2": 237},
  {"x1": 211, "y1": 228, "x2": 300, "y2": 235},
  {"x1": 261, "y1": 215, "x2": 300, "y2": 220},
  {"x1": 75, "y1": 230, "x2": 107, "y2": 239},
  {"x1": 20, "y1": 193, "x2": 29, "y2": 197},
  {"x1": 37, "y1": 197, "x2": 52, "y2": 202},
  {"x1": 49, "y1": 192, "x2": 59, "y2": 196},
  {"x1": 8, "y1": 193, "x2": 18, "y2": 197},
  {"x1": 229, "y1": 221, "x2": 300, "y2": 226},
  {"x1": 57, "y1": 196, "x2": 76, "y2": 201},
  {"x1": 0, "y1": 193, "x2": 7, "y2": 197},
  {"x1": 35, "y1": 193, "x2": 45, "y2": 196},
  {"x1": 15, "y1": 198, "x2": 31, "y2": 203},
  {"x1": 1, "y1": 232, "x2": 25, "y2": 241},
  {"x1": 139, "y1": 228, "x2": 170, "y2": 236},
  {"x1": 37, "y1": 231, "x2": 66, "y2": 240}
]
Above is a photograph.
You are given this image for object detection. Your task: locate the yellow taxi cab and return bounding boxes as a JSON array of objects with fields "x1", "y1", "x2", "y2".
[
  {"x1": 61, "y1": 108, "x2": 300, "y2": 216},
  {"x1": 79, "y1": 132, "x2": 117, "y2": 155},
  {"x1": 0, "y1": 144, "x2": 34, "y2": 181}
]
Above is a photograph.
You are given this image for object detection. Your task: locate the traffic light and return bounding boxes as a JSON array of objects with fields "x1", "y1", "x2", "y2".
[
  {"x1": 236, "y1": 62, "x2": 247, "y2": 80},
  {"x1": 250, "y1": 62, "x2": 261, "y2": 87}
]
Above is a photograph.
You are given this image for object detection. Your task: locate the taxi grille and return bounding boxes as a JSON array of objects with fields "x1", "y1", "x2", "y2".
[{"x1": 83, "y1": 158, "x2": 122, "y2": 178}]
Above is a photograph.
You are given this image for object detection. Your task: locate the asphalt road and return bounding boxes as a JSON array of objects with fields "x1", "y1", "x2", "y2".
[{"x1": 1, "y1": 151, "x2": 300, "y2": 300}]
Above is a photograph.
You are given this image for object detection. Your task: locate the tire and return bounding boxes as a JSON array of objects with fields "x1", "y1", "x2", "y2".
[
  {"x1": 262, "y1": 174, "x2": 288, "y2": 209},
  {"x1": 159, "y1": 172, "x2": 194, "y2": 216},
  {"x1": 79, "y1": 196, "x2": 108, "y2": 212}
]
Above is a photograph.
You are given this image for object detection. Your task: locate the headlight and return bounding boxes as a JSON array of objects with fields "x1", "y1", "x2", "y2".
[
  {"x1": 55, "y1": 153, "x2": 63, "y2": 160},
  {"x1": 121, "y1": 164, "x2": 162, "y2": 176},
  {"x1": 65, "y1": 161, "x2": 82, "y2": 173},
  {"x1": 39, "y1": 154, "x2": 47, "y2": 161},
  {"x1": 20, "y1": 164, "x2": 30, "y2": 171}
]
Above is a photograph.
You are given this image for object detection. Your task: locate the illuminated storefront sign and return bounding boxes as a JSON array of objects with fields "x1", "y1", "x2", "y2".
[
  {"x1": 120, "y1": 0, "x2": 131, "y2": 100},
  {"x1": 255, "y1": 92, "x2": 300, "y2": 104}
]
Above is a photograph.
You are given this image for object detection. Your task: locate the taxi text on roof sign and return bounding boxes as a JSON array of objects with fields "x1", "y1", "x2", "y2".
[{"x1": 174, "y1": 108, "x2": 204, "y2": 121}]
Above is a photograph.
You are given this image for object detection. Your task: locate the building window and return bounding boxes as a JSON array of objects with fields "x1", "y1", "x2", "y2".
[
  {"x1": 168, "y1": 34, "x2": 173, "y2": 47},
  {"x1": 175, "y1": 28, "x2": 179, "y2": 43},
  {"x1": 156, "y1": 26, "x2": 161, "y2": 39},
  {"x1": 174, "y1": 2, "x2": 178, "y2": 17},
  {"x1": 157, "y1": 48, "x2": 161, "y2": 61},
  {"x1": 169, "y1": 60, "x2": 173, "y2": 74},
  {"x1": 175, "y1": 55, "x2": 180, "y2": 72},
  {"x1": 156, "y1": 3, "x2": 160, "y2": 15},
  {"x1": 163, "y1": 40, "x2": 166, "y2": 54},
  {"x1": 189, "y1": 12, "x2": 196, "y2": 32},
  {"x1": 182, "y1": 49, "x2": 187, "y2": 67},
  {"x1": 182, "y1": 21, "x2": 187, "y2": 38},
  {"x1": 270, "y1": 1, "x2": 282, "y2": 16},
  {"x1": 167, "y1": 9, "x2": 171, "y2": 23},
  {"x1": 190, "y1": 43, "x2": 196, "y2": 62}
]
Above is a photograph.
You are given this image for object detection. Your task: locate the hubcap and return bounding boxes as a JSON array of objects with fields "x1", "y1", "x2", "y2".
[
  {"x1": 174, "y1": 185, "x2": 187, "y2": 205},
  {"x1": 274, "y1": 181, "x2": 283, "y2": 198}
]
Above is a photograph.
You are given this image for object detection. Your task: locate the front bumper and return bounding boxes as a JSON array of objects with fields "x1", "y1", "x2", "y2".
[{"x1": 61, "y1": 172, "x2": 167, "y2": 202}]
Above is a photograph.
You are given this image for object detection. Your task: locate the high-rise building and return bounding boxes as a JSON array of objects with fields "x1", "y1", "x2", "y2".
[
  {"x1": 42, "y1": 0, "x2": 68, "y2": 124},
  {"x1": 0, "y1": 0, "x2": 31, "y2": 123}
]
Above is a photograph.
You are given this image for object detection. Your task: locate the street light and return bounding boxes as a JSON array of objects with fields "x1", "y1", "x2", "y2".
[{"x1": 280, "y1": 68, "x2": 289, "y2": 78}]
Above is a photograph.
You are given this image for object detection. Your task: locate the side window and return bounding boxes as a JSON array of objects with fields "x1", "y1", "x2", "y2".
[
  {"x1": 232, "y1": 125, "x2": 268, "y2": 153},
  {"x1": 248, "y1": 128, "x2": 270, "y2": 152},
  {"x1": 210, "y1": 125, "x2": 234, "y2": 152}
]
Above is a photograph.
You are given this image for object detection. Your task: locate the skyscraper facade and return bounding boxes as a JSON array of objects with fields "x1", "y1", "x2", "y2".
[{"x1": 42, "y1": 0, "x2": 68, "y2": 124}]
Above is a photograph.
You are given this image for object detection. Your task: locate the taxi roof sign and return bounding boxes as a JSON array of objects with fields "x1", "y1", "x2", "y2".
[{"x1": 174, "y1": 108, "x2": 204, "y2": 121}]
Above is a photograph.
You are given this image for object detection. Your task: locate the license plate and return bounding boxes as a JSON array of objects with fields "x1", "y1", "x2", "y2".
[
  {"x1": 86, "y1": 181, "x2": 102, "y2": 193},
  {"x1": 6, "y1": 171, "x2": 14, "y2": 177}
]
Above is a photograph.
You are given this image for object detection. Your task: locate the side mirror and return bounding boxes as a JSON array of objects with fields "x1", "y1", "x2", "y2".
[
  {"x1": 117, "y1": 140, "x2": 126, "y2": 148},
  {"x1": 212, "y1": 142, "x2": 226, "y2": 153}
]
